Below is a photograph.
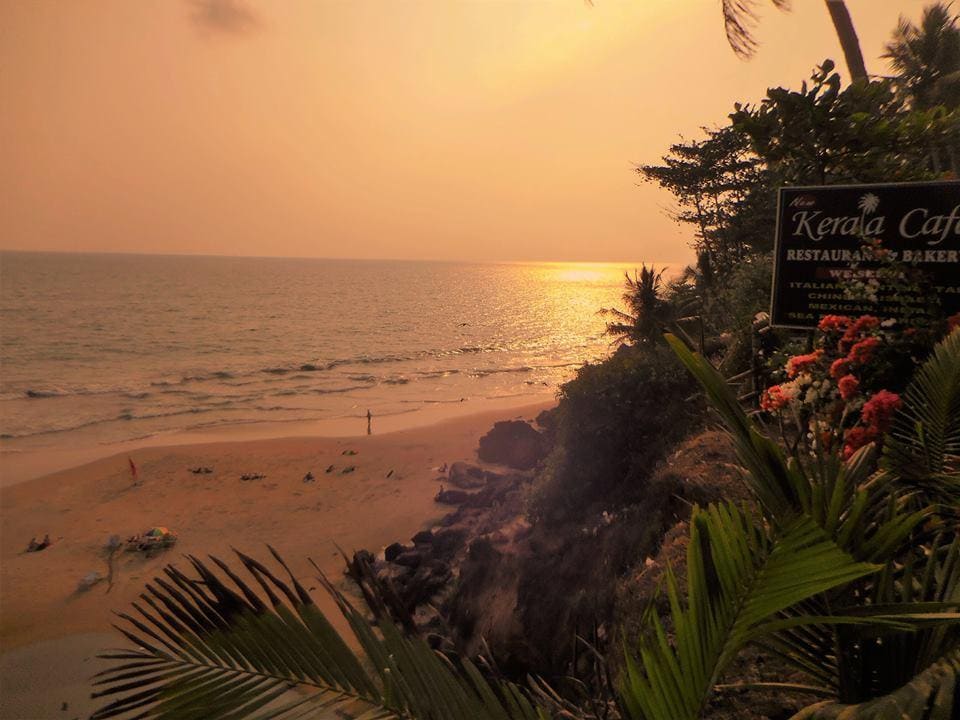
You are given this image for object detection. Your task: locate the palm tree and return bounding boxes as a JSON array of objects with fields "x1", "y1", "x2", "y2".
[
  {"x1": 722, "y1": 0, "x2": 868, "y2": 82},
  {"x1": 883, "y1": 2, "x2": 960, "y2": 111},
  {"x1": 599, "y1": 266, "x2": 673, "y2": 346}
]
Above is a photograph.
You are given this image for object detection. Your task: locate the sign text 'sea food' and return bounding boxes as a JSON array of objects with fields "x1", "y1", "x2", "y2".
[{"x1": 771, "y1": 181, "x2": 960, "y2": 329}]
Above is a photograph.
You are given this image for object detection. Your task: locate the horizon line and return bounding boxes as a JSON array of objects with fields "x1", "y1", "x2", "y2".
[{"x1": 0, "y1": 247, "x2": 692, "y2": 268}]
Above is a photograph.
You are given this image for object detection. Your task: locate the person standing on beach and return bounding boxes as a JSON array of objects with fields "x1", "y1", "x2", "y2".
[{"x1": 366, "y1": 409, "x2": 372, "y2": 435}]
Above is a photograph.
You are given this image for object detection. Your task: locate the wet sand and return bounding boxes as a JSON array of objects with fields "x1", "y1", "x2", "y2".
[{"x1": 0, "y1": 400, "x2": 552, "y2": 719}]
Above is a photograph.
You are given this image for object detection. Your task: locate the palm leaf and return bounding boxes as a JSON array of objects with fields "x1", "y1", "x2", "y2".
[
  {"x1": 789, "y1": 649, "x2": 960, "y2": 720},
  {"x1": 91, "y1": 547, "x2": 548, "y2": 720},
  {"x1": 619, "y1": 502, "x2": 882, "y2": 720},
  {"x1": 883, "y1": 328, "x2": 960, "y2": 507}
]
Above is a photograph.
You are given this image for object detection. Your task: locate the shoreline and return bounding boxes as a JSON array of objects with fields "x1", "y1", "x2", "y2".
[
  {"x1": 0, "y1": 399, "x2": 554, "y2": 719},
  {"x1": 0, "y1": 392, "x2": 555, "y2": 488}
]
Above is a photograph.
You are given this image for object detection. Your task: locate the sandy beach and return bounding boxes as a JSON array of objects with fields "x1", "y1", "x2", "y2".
[{"x1": 0, "y1": 401, "x2": 552, "y2": 719}]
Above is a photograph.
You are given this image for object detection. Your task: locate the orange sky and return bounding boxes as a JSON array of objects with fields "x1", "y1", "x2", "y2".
[{"x1": 0, "y1": 1, "x2": 929, "y2": 264}]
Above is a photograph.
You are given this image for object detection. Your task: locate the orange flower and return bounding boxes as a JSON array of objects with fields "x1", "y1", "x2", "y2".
[
  {"x1": 761, "y1": 384, "x2": 796, "y2": 412},
  {"x1": 785, "y1": 349, "x2": 823, "y2": 378},
  {"x1": 818, "y1": 315, "x2": 851, "y2": 333},
  {"x1": 830, "y1": 357, "x2": 850, "y2": 379}
]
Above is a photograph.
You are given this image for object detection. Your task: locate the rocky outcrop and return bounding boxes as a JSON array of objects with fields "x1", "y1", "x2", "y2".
[
  {"x1": 447, "y1": 462, "x2": 492, "y2": 489},
  {"x1": 477, "y1": 420, "x2": 547, "y2": 470}
]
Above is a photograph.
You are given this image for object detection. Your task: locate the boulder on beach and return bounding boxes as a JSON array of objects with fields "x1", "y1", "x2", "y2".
[
  {"x1": 477, "y1": 420, "x2": 546, "y2": 470},
  {"x1": 435, "y1": 488, "x2": 470, "y2": 505},
  {"x1": 447, "y1": 462, "x2": 489, "y2": 489},
  {"x1": 384, "y1": 542, "x2": 407, "y2": 562}
]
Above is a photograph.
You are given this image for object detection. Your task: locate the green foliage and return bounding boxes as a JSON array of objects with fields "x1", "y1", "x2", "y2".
[
  {"x1": 884, "y1": 2, "x2": 960, "y2": 111},
  {"x1": 791, "y1": 651, "x2": 960, "y2": 719},
  {"x1": 600, "y1": 266, "x2": 674, "y2": 346},
  {"x1": 638, "y1": 125, "x2": 773, "y2": 273},
  {"x1": 883, "y1": 327, "x2": 960, "y2": 509},
  {"x1": 617, "y1": 334, "x2": 960, "y2": 719},
  {"x1": 620, "y1": 503, "x2": 881, "y2": 720},
  {"x1": 527, "y1": 343, "x2": 701, "y2": 523},
  {"x1": 91, "y1": 549, "x2": 549, "y2": 720},
  {"x1": 731, "y1": 60, "x2": 956, "y2": 185}
]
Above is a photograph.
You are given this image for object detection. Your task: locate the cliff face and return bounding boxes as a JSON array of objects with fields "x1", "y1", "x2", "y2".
[{"x1": 352, "y1": 424, "x2": 752, "y2": 688}]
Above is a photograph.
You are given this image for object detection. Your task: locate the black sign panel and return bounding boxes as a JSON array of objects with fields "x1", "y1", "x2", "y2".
[{"x1": 771, "y1": 181, "x2": 960, "y2": 328}]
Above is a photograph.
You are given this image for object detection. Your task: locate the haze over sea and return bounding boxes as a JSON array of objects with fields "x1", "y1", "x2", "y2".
[{"x1": 1, "y1": 252, "x2": 639, "y2": 472}]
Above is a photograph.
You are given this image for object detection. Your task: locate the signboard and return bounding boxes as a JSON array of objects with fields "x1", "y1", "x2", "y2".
[{"x1": 771, "y1": 180, "x2": 960, "y2": 328}]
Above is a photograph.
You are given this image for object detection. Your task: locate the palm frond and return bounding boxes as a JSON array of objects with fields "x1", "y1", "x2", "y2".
[
  {"x1": 883, "y1": 328, "x2": 960, "y2": 507},
  {"x1": 620, "y1": 502, "x2": 882, "y2": 720},
  {"x1": 722, "y1": 0, "x2": 791, "y2": 59},
  {"x1": 789, "y1": 649, "x2": 960, "y2": 720},
  {"x1": 91, "y1": 548, "x2": 547, "y2": 720}
]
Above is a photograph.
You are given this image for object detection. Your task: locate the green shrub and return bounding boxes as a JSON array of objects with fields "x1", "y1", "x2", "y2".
[{"x1": 529, "y1": 343, "x2": 702, "y2": 524}]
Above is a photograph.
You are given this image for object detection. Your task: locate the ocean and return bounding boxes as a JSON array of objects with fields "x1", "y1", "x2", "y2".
[{"x1": 0, "y1": 252, "x2": 633, "y2": 460}]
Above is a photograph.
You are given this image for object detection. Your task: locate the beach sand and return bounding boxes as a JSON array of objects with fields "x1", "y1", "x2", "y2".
[{"x1": 0, "y1": 401, "x2": 552, "y2": 719}]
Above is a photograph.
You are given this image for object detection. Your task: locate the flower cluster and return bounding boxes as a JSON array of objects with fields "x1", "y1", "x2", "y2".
[{"x1": 760, "y1": 314, "x2": 912, "y2": 459}]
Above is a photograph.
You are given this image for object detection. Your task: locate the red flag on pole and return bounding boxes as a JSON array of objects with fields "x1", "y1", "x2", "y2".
[{"x1": 128, "y1": 457, "x2": 138, "y2": 481}]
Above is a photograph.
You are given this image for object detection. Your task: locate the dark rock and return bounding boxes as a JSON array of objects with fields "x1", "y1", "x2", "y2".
[
  {"x1": 405, "y1": 561, "x2": 452, "y2": 604},
  {"x1": 384, "y1": 542, "x2": 406, "y2": 562},
  {"x1": 477, "y1": 420, "x2": 546, "y2": 470},
  {"x1": 439, "y1": 511, "x2": 461, "y2": 527},
  {"x1": 411, "y1": 530, "x2": 434, "y2": 546},
  {"x1": 432, "y1": 526, "x2": 469, "y2": 556},
  {"x1": 448, "y1": 462, "x2": 490, "y2": 489},
  {"x1": 394, "y1": 550, "x2": 424, "y2": 568},
  {"x1": 435, "y1": 488, "x2": 470, "y2": 505}
]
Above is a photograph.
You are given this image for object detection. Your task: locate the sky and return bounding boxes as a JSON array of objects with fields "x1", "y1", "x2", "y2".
[{"x1": 0, "y1": 0, "x2": 932, "y2": 264}]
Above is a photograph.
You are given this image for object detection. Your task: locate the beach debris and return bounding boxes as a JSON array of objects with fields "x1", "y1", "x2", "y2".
[
  {"x1": 77, "y1": 571, "x2": 104, "y2": 592},
  {"x1": 342, "y1": 449, "x2": 358, "y2": 456},
  {"x1": 341, "y1": 465, "x2": 356, "y2": 474},
  {"x1": 386, "y1": 469, "x2": 394, "y2": 478},
  {"x1": 26, "y1": 534, "x2": 52, "y2": 552},
  {"x1": 189, "y1": 467, "x2": 213, "y2": 474},
  {"x1": 325, "y1": 464, "x2": 335, "y2": 473},
  {"x1": 127, "y1": 527, "x2": 177, "y2": 552},
  {"x1": 303, "y1": 471, "x2": 315, "y2": 483},
  {"x1": 240, "y1": 473, "x2": 266, "y2": 481}
]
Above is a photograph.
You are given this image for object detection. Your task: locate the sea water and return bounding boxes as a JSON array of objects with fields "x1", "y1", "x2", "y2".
[{"x1": 1, "y1": 252, "x2": 639, "y2": 459}]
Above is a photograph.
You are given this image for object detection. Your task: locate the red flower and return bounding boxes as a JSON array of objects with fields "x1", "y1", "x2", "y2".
[
  {"x1": 838, "y1": 374, "x2": 859, "y2": 400},
  {"x1": 785, "y1": 349, "x2": 823, "y2": 378},
  {"x1": 848, "y1": 336, "x2": 881, "y2": 365},
  {"x1": 830, "y1": 357, "x2": 850, "y2": 380},
  {"x1": 761, "y1": 384, "x2": 796, "y2": 412},
  {"x1": 841, "y1": 315, "x2": 880, "y2": 348},
  {"x1": 843, "y1": 426, "x2": 878, "y2": 459},
  {"x1": 862, "y1": 390, "x2": 901, "y2": 432},
  {"x1": 948, "y1": 313, "x2": 960, "y2": 334},
  {"x1": 818, "y1": 315, "x2": 851, "y2": 333}
]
